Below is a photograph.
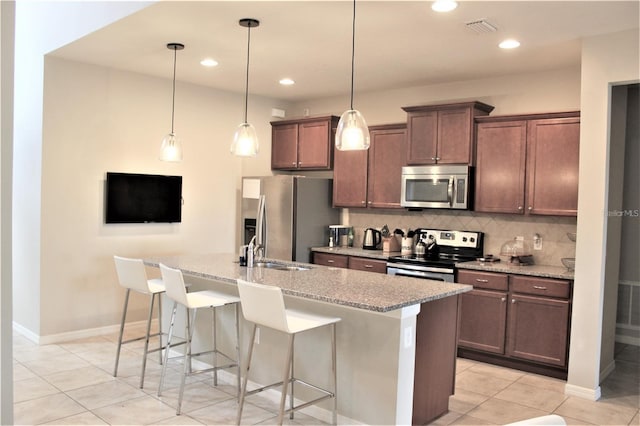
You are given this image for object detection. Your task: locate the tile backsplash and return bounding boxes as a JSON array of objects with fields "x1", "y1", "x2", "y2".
[{"x1": 347, "y1": 209, "x2": 577, "y2": 267}]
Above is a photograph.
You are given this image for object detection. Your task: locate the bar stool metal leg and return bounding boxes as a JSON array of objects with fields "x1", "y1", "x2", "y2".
[
  {"x1": 277, "y1": 334, "x2": 295, "y2": 426},
  {"x1": 140, "y1": 292, "x2": 156, "y2": 388},
  {"x1": 158, "y1": 294, "x2": 163, "y2": 364},
  {"x1": 213, "y1": 306, "x2": 218, "y2": 387},
  {"x1": 332, "y1": 323, "x2": 338, "y2": 425},
  {"x1": 113, "y1": 288, "x2": 131, "y2": 377},
  {"x1": 237, "y1": 324, "x2": 257, "y2": 425},
  {"x1": 158, "y1": 301, "x2": 178, "y2": 396},
  {"x1": 235, "y1": 304, "x2": 241, "y2": 401}
]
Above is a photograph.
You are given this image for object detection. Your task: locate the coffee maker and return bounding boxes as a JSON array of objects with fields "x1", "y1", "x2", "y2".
[{"x1": 329, "y1": 225, "x2": 353, "y2": 247}]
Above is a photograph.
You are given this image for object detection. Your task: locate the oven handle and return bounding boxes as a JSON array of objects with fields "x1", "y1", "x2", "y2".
[{"x1": 387, "y1": 266, "x2": 451, "y2": 281}]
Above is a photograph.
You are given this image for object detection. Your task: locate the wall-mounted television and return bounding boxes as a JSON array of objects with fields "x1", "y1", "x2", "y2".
[{"x1": 105, "y1": 172, "x2": 182, "y2": 224}]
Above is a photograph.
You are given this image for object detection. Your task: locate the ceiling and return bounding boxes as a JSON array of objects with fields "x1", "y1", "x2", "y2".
[{"x1": 50, "y1": 1, "x2": 640, "y2": 102}]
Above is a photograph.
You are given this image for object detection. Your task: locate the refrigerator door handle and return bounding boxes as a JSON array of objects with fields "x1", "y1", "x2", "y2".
[{"x1": 256, "y1": 195, "x2": 267, "y2": 256}]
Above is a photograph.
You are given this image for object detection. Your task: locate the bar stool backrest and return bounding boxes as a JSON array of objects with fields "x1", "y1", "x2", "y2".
[
  {"x1": 237, "y1": 279, "x2": 289, "y2": 333},
  {"x1": 114, "y1": 255, "x2": 152, "y2": 294},
  {"x1": 159, "y1": 263, "x2": 190, "y2": 307}
]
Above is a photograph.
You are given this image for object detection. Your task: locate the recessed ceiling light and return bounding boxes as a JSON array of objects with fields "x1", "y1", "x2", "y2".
[
  {"x1": 200, "y1": 58, "x2": 218, "y2": 67},
  {"x1": 499, "y1": 39, "x2": 521, "y2": 49},
  {"x1": 279, "y1": 78, "x2": 295, "y2": 86},
  {"x1": 432, "y1": 0, "x2": 458, "y2": 13}
]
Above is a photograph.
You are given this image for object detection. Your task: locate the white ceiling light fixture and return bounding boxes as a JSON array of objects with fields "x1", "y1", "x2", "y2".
[
  {"x1": 336, "y1": 0, "x2": 370, "y2": 151},
  {"x1": 499, "y1": 39, "x2": 521, "y2": 49},
  {"x1": 231, "y1": 18, "x2": 260, "y2": 157},
  {"x1": 200, "y1": 58, "x2": 218, "y2": 67},
  {"x1": 432, "y1": 0, "x2": 458, "y2": 13},
  {"x1": 160, "y1": 42, "x2": 185, "y2": 162},
  {"x1": 279, "y1": 78, "x2": 295, "y2": 86}
]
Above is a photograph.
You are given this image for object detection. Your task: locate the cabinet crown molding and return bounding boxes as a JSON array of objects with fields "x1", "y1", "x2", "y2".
[{"x1": 402, "y1": 101, "x2": 495, "y2": 114}]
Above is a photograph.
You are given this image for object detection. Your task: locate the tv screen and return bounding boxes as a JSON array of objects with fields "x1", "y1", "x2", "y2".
[{"x1": 105, "y1": 172, "x2": 182, "y2": 223}]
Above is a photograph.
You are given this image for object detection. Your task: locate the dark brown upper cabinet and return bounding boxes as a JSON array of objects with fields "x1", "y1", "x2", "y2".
[
  {"x1": 271, "y1": 115, "x2": 338, "y2": 170},
  {"x1": 333, "y1": 123, "x2": 407, "y2": 208},
  {"x1": 475, "y1": 112, "x2": 580, "y2": 216},
  {"x1": 402, "y1": 101, "x2": 494, "y2": 166}
]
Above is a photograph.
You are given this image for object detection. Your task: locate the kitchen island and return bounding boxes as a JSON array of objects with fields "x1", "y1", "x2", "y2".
[{"x1": 144, "y1": 253, "x2": 472, "y2": 425}]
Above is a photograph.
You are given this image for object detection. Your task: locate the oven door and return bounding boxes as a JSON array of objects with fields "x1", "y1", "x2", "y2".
[{"x1": 387, "y1": 264, "x2": 454, "y2": 282}]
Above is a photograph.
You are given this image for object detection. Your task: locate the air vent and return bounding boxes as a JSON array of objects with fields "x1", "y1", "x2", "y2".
[{"x1": 465, "y1": 19, "x2": 498, "y2": 34}]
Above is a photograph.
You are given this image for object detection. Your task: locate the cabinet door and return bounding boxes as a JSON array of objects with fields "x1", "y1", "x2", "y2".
[
  {"x1": 458, "y1": 289, "x2": 508, "y2": 354},
  {"x1": 367, "y1": 126, "x2": 407, "y2": 208},
  {"x1": 298, "y1": 119, "x2": 333, "y2": 169},
  {"x1": 436, "y1": 108, "x2": 472, "y2": 164},
  {"x1": 475, "y1": 121, "x2": 527, "y2": 214},
  {"x1": 348, "y1": 257, "x2": 387, "y2": 274},
  {"x1": 312, "y1": 252, "x2": 348, "y2": 268},
  {"x1": 407, "y1": 111, "x2": 438, "y2": 165},
  {"x1": 271, "y1": 124, "x2": 299, "y2": 169},
  {"x1": 333, "y1": 149, "x2": 368, "y2": 208},
  {"x1": 526, "y1": 117, "x2": 580, "y2": 216},
  {"x1": 507, "y1": 294, "x2": 570, "y2": 367}
]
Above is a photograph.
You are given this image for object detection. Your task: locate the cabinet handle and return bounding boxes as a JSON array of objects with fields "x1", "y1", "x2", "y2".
[
  {"x1": 501, "y1": 297, "x2": 506, "y2": 302},
  {"x1": 435, "y1": 157, "x2": 441, "y2": 161},
  {"x1": 431, "y1": 157, "x2": 436, "y2": 161},
  {"x1": 518, "y1": 206, "x2": 523, "y2": 211},
  {"x1": 512, "y1": 298, "x2": 516, "y2": 304},
  {"x1": 475, "y1": 279, "x2": 489, "y2": 283},
  {"x1": 361, "y1": 201, "x2": 366, "y2": 205},
  {"x1": 367, "y1": 201, "x2": 372, "y2": 205},
  {"x1": 327, "y1": 259, "x2": 335, "y2": 264},
  {"x1": 292, "y1": 162, "x2": 297, "y2": 166},
  {"x1": 528, "y1": 206, "x2": 533, "y2": 211},
  {"x1": 364, "y1": 264, "x2": 373, "y2": 268},
  {"x1": 533, "y1": 285, "x2": 547, "y2": 290}
]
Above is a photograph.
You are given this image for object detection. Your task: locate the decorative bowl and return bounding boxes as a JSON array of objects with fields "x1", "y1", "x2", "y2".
[
  {"x1": 567, "y1": 232, "x2": 577, "y2": 242},
  {"x1": 561, "y1": 257, "x2": 576, "y2": 271}
]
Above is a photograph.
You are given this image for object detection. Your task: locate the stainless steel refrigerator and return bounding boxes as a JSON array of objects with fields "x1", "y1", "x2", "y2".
[{"x1": 241, "y1": 175, "x2": 339, "y2": 263}]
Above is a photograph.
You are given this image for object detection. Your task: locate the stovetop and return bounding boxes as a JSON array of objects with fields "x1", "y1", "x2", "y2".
[{"x1": 388, "y1": 228, "x2": 484, "y2": 266}]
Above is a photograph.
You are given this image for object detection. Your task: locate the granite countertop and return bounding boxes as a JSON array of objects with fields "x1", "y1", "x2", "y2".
[
  {"x1": 144, "y1": 253, "x2": 471, "y2": 313},
  {"x1": 456, "y1": 260, "x2": 575, "y2": 280},
  {"x1": 311, "y1": 246, "x2": 399, "y2": 260}
]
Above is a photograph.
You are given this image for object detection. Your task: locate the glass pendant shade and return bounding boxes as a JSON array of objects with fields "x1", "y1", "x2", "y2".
[
  {"x1": 336, "y1": 109, "x2": 370, "y2": 151},
  {"x1": 160, "y1": 132, "x2": 183, "y2": 162},
  {"x1": 231, "y1": 122, "x2": 259, "y2": 157}
]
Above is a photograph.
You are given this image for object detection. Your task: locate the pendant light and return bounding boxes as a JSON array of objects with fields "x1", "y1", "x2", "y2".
[
  {"x1": 160, "y1": 43, "x2": 185, "y2": 162},
  {"x1": 231, "y1": 18, "x2": 260, "y2": 157},
  {"x1": 336, "y1": 0, "x2": 370, "y2": 151}
]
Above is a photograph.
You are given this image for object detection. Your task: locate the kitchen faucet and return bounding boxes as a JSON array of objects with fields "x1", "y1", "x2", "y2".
[{"x1": 246, "y1": 236, "x2": 264, "y2": 267}]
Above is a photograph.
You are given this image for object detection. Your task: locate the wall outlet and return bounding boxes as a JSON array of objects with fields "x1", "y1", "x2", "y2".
[
  {"x1": 533, "y1": 234, "x2": 543, "y2": 250},
  {"x1": 254, "y1": 327, "x2": 260, "y2": 344}
]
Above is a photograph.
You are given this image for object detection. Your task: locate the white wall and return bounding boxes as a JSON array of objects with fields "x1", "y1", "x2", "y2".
[
  {"x1": 12, "y1": 0, "x2": 153, "y2": 339},
  {"x1": 0, "y1": 1, "x2": 15, "y2": 422},
  {"x1": 38, "y1": 56, "x2": 290, "y2": 337},
  {"x1": 567, "y1": 28, "x2": 640, "y2": 400},
  {"x1": 292, "y1": 66, "x2": 581, "y2": 122}
]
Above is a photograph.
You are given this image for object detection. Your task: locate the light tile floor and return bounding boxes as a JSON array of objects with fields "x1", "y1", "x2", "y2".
[{"x1": 11, "y1": 324, "x2": 639, "y2": 425}]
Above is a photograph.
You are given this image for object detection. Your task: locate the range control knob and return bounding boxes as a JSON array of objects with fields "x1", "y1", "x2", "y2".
[
  {"x1": 462, "y1": 237, "x2": 468, "y2": 242},
  {"x1": 470, "y1": 237, "x2": 475, "y2": 243}
]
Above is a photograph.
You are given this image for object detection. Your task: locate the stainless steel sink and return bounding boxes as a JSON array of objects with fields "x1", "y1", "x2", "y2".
[{"x1": 253, "y1": 261, "x2": 311, "y2": 271}]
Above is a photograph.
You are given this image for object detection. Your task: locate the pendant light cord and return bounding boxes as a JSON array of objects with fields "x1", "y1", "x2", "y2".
[
  {"x1": 171, "y1": 46, "x2": 177, "y2": 134},
  {"x1": 243, "y1": 24, "x2": 252, "y2": 124},
  {"x1": 349, "y1": 0, "x2": 356, "y2": 110}
]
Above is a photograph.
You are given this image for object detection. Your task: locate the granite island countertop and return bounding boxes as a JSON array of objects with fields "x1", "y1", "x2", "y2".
[
  {"x1": 456, "y1": 260, "x2": 575, "y2": 280},
  {"x1": 144, "y1": 253, "x2": 471, "y2": 313}
]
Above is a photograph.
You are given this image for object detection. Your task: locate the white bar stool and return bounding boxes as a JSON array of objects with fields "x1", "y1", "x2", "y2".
[
  {"x1": 158, "y1": 263, "x2": 241, "y2": 415},
  {"x1": 236, "y1": 279, "x2": 341, "y2": 426},
  {"x1": 113, "y1": 255, "x2": 169, "y2": 389}
]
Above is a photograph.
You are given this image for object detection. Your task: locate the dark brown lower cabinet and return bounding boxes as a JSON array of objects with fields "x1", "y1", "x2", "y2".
[
  {"x1": 458, "y1": 289, "x2": 507, "y2": 354},
  {"x1": 457, "y1": 269, "x2": 572, "y2": 378}
]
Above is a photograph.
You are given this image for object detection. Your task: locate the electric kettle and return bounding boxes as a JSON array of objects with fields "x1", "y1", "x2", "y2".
[{"x1": 363, "y1": 228, "x2": 382, "y2": 250}]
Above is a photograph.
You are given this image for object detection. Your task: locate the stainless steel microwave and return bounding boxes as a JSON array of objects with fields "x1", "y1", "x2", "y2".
[{"x1": 400, "y1": 165, "x2": 472, "y2": 209}]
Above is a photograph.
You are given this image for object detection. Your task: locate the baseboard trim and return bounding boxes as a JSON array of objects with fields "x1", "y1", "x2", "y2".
[
  {"x1": 13, "y1": 319, "x2": 152, "y2": 345},
  {"x1": 615, "y1": 334, "x2": 640, "y2": 346},
  {"x1": 564, "y1": 383, "x2": 602, "y2": 401}
]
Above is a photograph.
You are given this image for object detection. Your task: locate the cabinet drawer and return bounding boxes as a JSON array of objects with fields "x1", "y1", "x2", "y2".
[
  {"x1": 510, "y1": 276, "x2": 571, "y2": 299},
  {"x1": 457, "y1": 270, "x2": 508, "y2": 291},
  {"x1": 348, "y1": 257, "x2": 387, "y2": 274},
  {"x1": 313, "y1": 252, "x2": 348, "y2": 268}
]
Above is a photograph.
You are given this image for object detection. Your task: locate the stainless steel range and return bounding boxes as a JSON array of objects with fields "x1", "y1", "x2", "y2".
[{"x1": 387, "y1": 229, "x2": 484, "y2": 282}]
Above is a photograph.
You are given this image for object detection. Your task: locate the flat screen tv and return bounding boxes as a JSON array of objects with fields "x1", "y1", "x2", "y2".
[{"x1": 105, "y1": 172, "x2": 182, "y2": 223}]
